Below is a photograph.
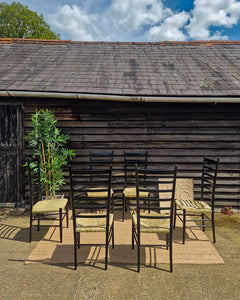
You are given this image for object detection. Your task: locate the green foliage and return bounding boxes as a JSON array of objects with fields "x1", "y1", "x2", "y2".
[
  {"x1": 26, "y1": 109, "x2": 75, "y2": 199},
  {"x1": 0, "y1": 2, "x2": 60, "y2": 39}
]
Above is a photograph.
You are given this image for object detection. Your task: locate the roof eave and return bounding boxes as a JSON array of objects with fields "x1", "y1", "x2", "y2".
[{"x1": 1, "y1": 90, "x2": 240, "y2": 103}]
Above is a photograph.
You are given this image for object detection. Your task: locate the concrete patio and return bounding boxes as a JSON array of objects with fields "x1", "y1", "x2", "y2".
[{"x1": 0, "y1": 210, "x2": 239, "y2": 300}]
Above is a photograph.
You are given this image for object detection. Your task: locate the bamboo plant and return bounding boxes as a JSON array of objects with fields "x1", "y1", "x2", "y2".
[{"x1": 26, "y1": 109, "x2": 75, "y2": 199}]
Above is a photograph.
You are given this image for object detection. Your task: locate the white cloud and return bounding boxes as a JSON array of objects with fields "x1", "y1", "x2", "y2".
[
  {"x1": 47, "y1": 0, "x2": 240, "y2": 42},
  {"x1": 49, "y1": 5, "x2": 100, "y2": 41},
  {"x1": 148, "y1": 12, "x2": 189, "y2": 41},
  {"x1": 110, "y1": 0, "x2": 171, "y2": 31},
  {"x1": 187, "y1": 0, "x2": 240, "y2": 40},
  {"x1": 49, "y1": 0, "x2": 175, "y2": 41}
]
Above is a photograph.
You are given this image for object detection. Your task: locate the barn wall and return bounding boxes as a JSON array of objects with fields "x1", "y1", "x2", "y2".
[{"x1": 23, "y1": 98, "x2": 240, "y2": 211}]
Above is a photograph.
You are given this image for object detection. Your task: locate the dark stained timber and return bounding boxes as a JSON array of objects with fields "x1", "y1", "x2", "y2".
[
  {"x1": 21, "y1": 99, "x2": 240, "y2": 211},
  {"x1": 0, "y1": 104, "x2": 23, "y2": 204}
]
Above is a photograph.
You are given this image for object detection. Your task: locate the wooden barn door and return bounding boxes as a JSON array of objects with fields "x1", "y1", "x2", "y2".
[{"x1": 0, "y1": 104, "x2": 23, "y2": 206}]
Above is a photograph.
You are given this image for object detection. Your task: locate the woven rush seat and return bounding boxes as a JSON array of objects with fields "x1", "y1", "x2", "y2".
[
  {"x1": 123, "y1": 187, "x2": 148, "y2": 198},
  {"x1": 32, "y1": 198, "x2": 68, "y2": 214},
  {"x1": 27, "y1": 159, "x2": 69, "y2": 243},
  {"x1": 87, "y1": 188, "x2": 113, "y2": 198},
  {"x1": 132, "y1": 212, "x2": 170, "y2": 233},
  {"x1": 76, "y1": 213, "x2": 114, "y2": 232},
  {"x1": 176, "y1": 199, "x2": 212, "y2": 213}
]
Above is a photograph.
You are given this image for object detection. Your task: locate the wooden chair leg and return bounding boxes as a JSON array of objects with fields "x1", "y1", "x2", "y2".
[
  {"x1": 111, "y1": 223, "x2": 114, "y2": 249},
  {"x1": 183, "y1": 210, "x2": 186, "y2": 244},
  {"x1": 74, "y1": 236, "x2": 78, "y2": 270},
  {"x1": 173, "y1": 203, "x2": 177, "y2": 229},
  {"x1": 29, "y1": 213, "x2": 32, "y2": 243},
  {"x1": 202, "y1": 213, "x2": 205, "y2": 231},
  {"x1": 169, "y1": 242, "x2": 173, "y2": 272},
  {"x1": 77, "y1": 232, "x2": 80, "y2": 248},
  {"x1": 37, "y1": 214, "x2": 40, "y2": 231},
  {"x1": 105, "y1": 231, "x2": 109, "y2": 270},
  {"x1": 66, "y1": 205, "x2": 69, "y2": 228},
  {"x1": 137, "y1": 240, "x2": 140, "y2": 272},
  {"x1": 122, "y1": 196, "x2": 125, "y2": 222},
  {"x1": 212, "y1": 212, "x2": 216, "y2": 243},
  {"x1": 132, "y1": 222, "x2": 134, "y2": 250},
  {"x1": 59, "y1": 208, "x2": 62, "y2": 243}
]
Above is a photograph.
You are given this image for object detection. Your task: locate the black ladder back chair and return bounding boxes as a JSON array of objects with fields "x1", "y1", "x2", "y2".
[
  {"x1": 27, "y1": 159, "x2": 68, "y2": 243},
  {"x1": 132, "y1": 165, "x2": 177, "y2": 272},
  {"x1": 123, "y1": 151, "x2": 148, "y2": 221},
  {"x1": 69, "y1": 164, "x2": 114, "y2": 270},
  {"x1": 89, "y1": 151, "x2": 114, "y2": 207},
  {"x1": 28, "y1": 159, "x2": 41, "y2": 241},
  {"x1": 90, "y1": 151, "x2": 114, "y2": 170},
  {"x1": 174, "y1": 156, "x2": 219, "y2": 244}
]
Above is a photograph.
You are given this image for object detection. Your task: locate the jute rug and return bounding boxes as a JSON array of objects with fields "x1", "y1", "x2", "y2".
[{"x1": 25, "y1": 211, "x2": 224, "y2": 266}]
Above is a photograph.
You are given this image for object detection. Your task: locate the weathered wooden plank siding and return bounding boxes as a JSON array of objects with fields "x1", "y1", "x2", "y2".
[
  {"x1": 23, "y1": 99, "x2": 240, "y2": 211},
  {"x1": 0, "y1": 104, "x2": 23, "y2": 204}
]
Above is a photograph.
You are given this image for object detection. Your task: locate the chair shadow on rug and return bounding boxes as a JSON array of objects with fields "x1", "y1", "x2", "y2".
[
  {"x1": 45, "y1": 243, "x2": 148, "y2": 271},
  {"x1": 25, "y1": 209, "x2": 224, "y2": 269},
  {"x1": 52, "y1": 244, "x2": 107, "y2": 270}
]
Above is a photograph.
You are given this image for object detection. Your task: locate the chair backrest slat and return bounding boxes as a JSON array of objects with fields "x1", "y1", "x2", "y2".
[
  {"x1": 90, "y1": 151, "x2": 114, "y2": 170},
  {"x1": 124, "y1": 151, "x2": 148, "y2": 187},
  {"x1": 201, "y1": 156, "x2": 219, "y2": 208},
  {"x1": 69, "y1": 165, "x2": 113, "y2": 227},
  {"x1": 136, "y1": 165, "x2": 177, "y2": 224}
]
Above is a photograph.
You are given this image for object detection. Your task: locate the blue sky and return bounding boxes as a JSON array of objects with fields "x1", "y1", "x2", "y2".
[{"x1": 3, "y1": 0, "x2": 240, "y2": 41}]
